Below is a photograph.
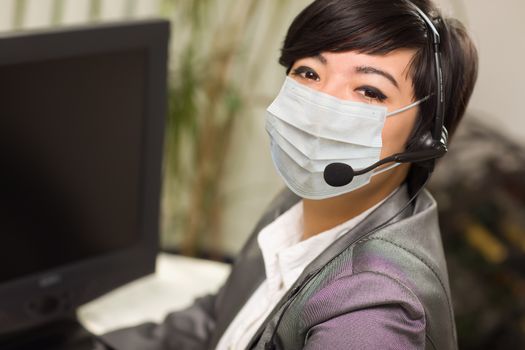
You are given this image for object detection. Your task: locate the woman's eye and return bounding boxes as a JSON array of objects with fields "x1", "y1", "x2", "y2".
[
  {"x1": 356, "y1": 86, "x2": 387, "y2": 102},
  {"x1": 291, "y1": 66, "x2": 320, "y2": 81}
]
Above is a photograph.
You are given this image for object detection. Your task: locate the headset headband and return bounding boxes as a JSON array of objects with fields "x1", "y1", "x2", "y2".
[{"x1": 405, "y1": 1, "x2": 446, "y2": 145}]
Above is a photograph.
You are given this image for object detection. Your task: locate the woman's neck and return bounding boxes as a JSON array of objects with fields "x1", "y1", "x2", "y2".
[{"x1": 301, "y1": 164, "x2": 409, "y2": 240}]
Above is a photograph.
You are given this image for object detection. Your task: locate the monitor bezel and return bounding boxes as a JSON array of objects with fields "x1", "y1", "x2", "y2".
[{"x1": 0, "y1": 19, "x2": 169, "y2": 336}]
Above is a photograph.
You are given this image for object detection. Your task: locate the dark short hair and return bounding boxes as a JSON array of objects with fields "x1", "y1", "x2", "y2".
[{"x1": 279, "y1": 0, "x2": 478, "y2": 187}]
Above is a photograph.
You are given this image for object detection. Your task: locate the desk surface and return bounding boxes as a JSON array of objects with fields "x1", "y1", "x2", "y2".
[{"x1": 77, "y1": 253, "x2": 231, "y2": 335}]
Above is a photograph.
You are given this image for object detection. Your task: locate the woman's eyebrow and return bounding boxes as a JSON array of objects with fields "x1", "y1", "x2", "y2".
[
  {"x1": 314, "y1": 54, "x2": 328, "y2": 64},
  {"x1": 355, "y1": 65, "x2": 399, "y2": 89}
]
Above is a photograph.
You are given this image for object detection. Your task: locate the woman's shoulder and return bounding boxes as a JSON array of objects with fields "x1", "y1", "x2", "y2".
[
  {"x1": 306, "y1": 189, "x2": 456, "y2": 349},
  {"x1": 353, "y1": 188, "x2": 448, "y2": 288},
  {"x1": 306, "y1": 189, "x2": 445, "y2": 315}
]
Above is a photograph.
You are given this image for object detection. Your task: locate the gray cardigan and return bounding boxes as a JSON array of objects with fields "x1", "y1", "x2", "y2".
[{"x1": 101, "y1": 185, "x2": 457, "y2": 350}]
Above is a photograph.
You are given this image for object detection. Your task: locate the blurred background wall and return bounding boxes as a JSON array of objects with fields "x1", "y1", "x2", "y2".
[{"x1": 0, "y1": 1, "x2": 523, "y2": 347}]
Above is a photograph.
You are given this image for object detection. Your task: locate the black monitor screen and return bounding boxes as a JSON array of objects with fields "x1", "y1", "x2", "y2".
[{"x1": 0, "y1": 49, "x2": 147, "y2": 284}]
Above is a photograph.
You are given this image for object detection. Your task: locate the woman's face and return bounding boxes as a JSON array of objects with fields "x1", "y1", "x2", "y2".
[{"x1": 288, "y1": 49, "x2": 419, "y2": 163}]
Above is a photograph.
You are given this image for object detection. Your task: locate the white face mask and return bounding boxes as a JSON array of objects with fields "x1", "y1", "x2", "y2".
[{"x1": 265, "y1": 77, "x2": 428, "y2": 200}]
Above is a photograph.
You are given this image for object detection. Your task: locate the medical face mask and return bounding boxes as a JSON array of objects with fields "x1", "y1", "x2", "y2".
[{"x1": 265, "y1": 77, "x2": 427, "y2": 200}]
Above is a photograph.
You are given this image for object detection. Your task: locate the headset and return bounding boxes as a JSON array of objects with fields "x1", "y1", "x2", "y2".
[
  {"x1": 323, "y1": 1, "x2": 448, "y2": 188},
  {"x1": 264, "y1": 2, "x2": 447, "y2": 349}
]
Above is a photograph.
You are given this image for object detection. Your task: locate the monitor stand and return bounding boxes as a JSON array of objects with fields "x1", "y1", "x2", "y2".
[{"x1": 0, "y1": 317, "x2": 101, "y2": 350}]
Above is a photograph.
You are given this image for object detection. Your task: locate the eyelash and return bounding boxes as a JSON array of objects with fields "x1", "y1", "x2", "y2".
[
  {"x1": 290, "y1": 66, "x2": 388, "y2": 103},
  {"x1": 291, "y1": 66, "x2": 320, "y2": 81},
  {"x1": 356, "y1": 86, "x2": 388, "y2": 102}
]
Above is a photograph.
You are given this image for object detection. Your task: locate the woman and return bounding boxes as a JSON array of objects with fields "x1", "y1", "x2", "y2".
[{"x1": 101, "y1": 0, "x2": 478, "y2": 349}]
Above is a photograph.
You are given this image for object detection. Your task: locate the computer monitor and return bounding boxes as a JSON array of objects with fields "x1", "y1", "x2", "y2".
[{"x1": 0, "y1": 19, "x2": 169, "y2": 343}]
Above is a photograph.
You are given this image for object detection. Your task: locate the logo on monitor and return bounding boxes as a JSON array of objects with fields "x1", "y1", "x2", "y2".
[{"x1": 39, "y1": 274, "x2": 62, "y2": 288}]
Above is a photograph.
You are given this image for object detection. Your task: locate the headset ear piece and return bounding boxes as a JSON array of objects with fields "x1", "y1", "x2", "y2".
[
  {"x1": 410, "y1": 131, "x2": 435, "y2": 150},
  {"x1": 409, "y1": 125, "x2": 449, "y2": 151},
  {"x1": 403, "y1": 126, "x2": 448, "y2": 170}
]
